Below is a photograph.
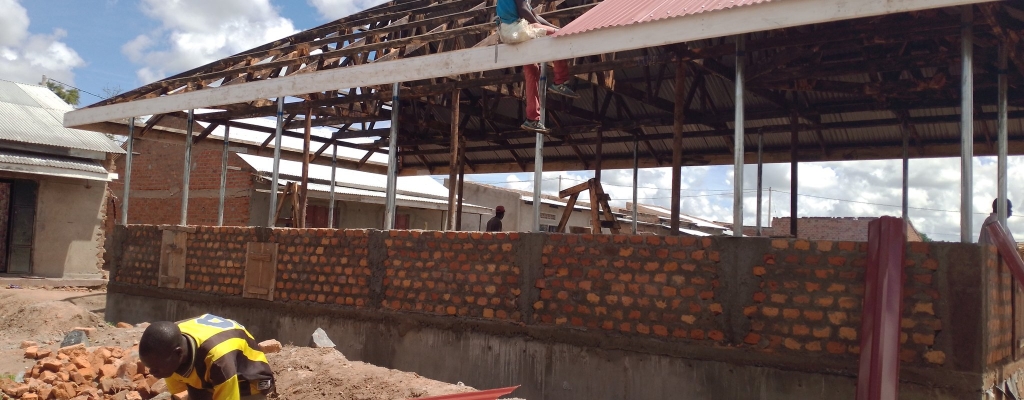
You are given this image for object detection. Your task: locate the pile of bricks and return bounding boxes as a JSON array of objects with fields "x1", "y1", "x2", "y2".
[{"x1": 4, "y1": 342, "x2": 170, "y2": 400}]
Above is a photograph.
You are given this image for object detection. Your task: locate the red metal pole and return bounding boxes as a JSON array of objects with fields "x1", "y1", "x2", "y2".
[{"x1": 856, "y1": 216, "x2": 906, "y2": 400}]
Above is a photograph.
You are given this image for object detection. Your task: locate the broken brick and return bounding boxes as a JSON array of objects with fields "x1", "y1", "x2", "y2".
[
  {"x1": 99, "y1": 364, "x2": 119, "y2": 379},
  {"x1": 71, "y1": 327, "x2": 97, "y2": 337},
  {"x1": 24, "y1": 346, "x2": 39, "y2": 359},
  {"x1": 116, "y1": 322, "x2": 133, "y2": 329},
  {"x1": 258, "y1": 339, "x2": 282, "y2": 354},
  {"x1": 41, "y1": 359, "x2": 62, "y2": 373},
  {"x1": 21, "y1": 340, "x2": 38, "y2": 349}
]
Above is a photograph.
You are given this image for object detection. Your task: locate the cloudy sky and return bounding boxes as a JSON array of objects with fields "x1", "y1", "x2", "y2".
[{"x1": 1, "y1": 0, "x2": 1020, "y2": 242}]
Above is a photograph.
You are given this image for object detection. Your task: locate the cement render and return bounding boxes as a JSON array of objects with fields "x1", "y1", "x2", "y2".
[{"x1": 106, "y1": 289, "x2": 984, "y2": 400}]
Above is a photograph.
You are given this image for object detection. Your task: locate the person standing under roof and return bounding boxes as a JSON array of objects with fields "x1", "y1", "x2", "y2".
[
  {"x1": 486, "y1": 205, "x2": 506, "y2": 232},
  {"x1": 496, "y1": 0, "x2": 580, "y2": 133},
  {"x1": 980, "y1": 198, "x2": 1015, "y2": 246}
]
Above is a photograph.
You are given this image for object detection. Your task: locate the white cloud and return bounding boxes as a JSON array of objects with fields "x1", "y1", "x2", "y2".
[
  {"x1": 308, "y1": 0, "x2": 390, "y2": 21},
  {"x1": 0, "y1": 0, "x2": 84, "y2": 87},
  {"x1": 124, "y1": 0, "x2": 298, "y2": 85},
  {"x1": 467, "y1": 156, "x2": 1024, "y2": 243}
]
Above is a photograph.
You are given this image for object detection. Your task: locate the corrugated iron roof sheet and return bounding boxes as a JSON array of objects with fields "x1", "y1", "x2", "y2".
[
  {"x1": 0, "y1": 80, "x2": 124, "y2": 154},
  {"x1": 553, "y1": 0, "x2": 775, "y2": 37},
  {"x1": 0, "y1": 149, "x2": 111, "y2": 181}
]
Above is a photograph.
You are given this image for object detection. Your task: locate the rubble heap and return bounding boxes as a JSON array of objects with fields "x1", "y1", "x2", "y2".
[{"x1": 2, "y1": 342, "x2": 171, "y2": 400}]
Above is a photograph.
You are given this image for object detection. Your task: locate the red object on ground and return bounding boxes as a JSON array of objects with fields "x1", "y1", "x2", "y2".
[
  {"x1": 552, "y1": 0, "x2": 773, "y2": 37},
  {"x1": 411, "y1": 386, "x2": 520, "y2": 400},
  {"x1": 985, "y1": 222, "x2": 1024, "y2": 285},
  {"x1": 855, "y1": 217, "x2": 905, "y2": 400}
]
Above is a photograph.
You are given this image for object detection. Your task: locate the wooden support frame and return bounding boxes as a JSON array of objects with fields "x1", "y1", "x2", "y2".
[{"x1": 556, "y1": 178, "x2": 620, "y2": 234}]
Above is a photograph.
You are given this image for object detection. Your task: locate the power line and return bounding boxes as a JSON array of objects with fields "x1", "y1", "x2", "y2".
[
  {"x1": 46, "y1": 79, "x2": 106, "y2": 100},
  {"x1": 771, "y1": 189, "x2": 1018, "y2": 218}
]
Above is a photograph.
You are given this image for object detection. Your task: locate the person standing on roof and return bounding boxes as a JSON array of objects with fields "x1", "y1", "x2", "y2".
[
  {"x1": 496, "y1": 0, "x2": 580, "y2": 133},
  {"x1": 486, "y1": 205, "x2": 506, "y2": 232}
]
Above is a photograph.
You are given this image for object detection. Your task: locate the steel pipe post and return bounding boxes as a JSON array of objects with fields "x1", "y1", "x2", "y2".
[
  {"x1": 329, "y1": 144, "x2": 337, "y2": 228},
  {"x1": 218, "y1": 125, "x2": 230, "y2": 226},
  {"x1": 120, "y1": 117, "x2": 135, "y2": 225},
  {"x1": 756, "y1": 133, "x2": 763, "y2": 236},
  {"x1": 960, "y1": 6, "x2": 974, "y2": 243},
  {"x1": 534, "y1": 63, "x2": 547, "y2": 233},
  {"x1": 999, "y1": 44, "x2": 1009, "y2": 226},
  {"x1": 268, "y1": 98, "x2": 285, "y2": 227},
  {"x1": 180, "y1": 109, "x2": 194, "y2": 226},
  {"x1": 733, "y1": 35, "x2": 746, "y2": 237},
  {"x1": 385, "y1": 83, "x2": 400, "y2": 229},
  {"x1": 632, "y1": 134, "x2": 639, "y2": 234}
]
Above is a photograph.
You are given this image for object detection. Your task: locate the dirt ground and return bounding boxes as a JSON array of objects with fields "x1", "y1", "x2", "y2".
[{"x1": 0, "y1": 286, "x2": 497, "y2": 400}]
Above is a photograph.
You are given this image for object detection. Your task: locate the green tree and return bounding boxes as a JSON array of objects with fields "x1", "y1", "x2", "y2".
[
  {"x1": 45, "y1": 81, "x2": 79, "y2": 106},
  {"x1": 919, "y1": 233, "x2": 933, "y2": 242}
]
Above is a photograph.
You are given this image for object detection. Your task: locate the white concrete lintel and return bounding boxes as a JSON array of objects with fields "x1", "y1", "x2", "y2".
[{"x1": 64, "y1": 0, "x2": 987, "y2": 128}]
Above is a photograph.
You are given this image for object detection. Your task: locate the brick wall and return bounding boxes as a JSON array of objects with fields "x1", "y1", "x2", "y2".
[
  {"x1": 108, "y1": 137, "x2": 255, "y2": 229},
  {"x1": 382, "y1": 231, "x2": 521, "y2": 320},
  {"x1": 109, "y1": 226, "x2": 998, "y2": 377},
  {"x1": 536, "y1": 234, "x2": 723, "y2": 340},
  {"x1": 766, "y1": 217, "x2": 925, "y2": 242}
]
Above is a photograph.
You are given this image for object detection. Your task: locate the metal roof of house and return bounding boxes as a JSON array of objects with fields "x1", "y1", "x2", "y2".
[
  {"x1": 0, "y1": 80, "x2": 124, "y2": 155},
  {"x1": 0, "y1": 149, "x2": 112, "y2": 181},
  {"x1": 553, "y1": 0, "x2": 774, "y2": 37},
  {"x1": 237, "y1": 153, "x2": 489, "y2": 213}
]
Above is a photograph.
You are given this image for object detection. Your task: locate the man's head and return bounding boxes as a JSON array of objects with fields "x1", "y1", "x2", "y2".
[
  {"x1": 495, "y1": 205, "x2": 505, "y2": 219},
  {"x1": 992, "y1": 198, "x2": 1014, "y2": 217},
  {"x1": 139, "y1": 322, "x2": 188, "y2": 378}
]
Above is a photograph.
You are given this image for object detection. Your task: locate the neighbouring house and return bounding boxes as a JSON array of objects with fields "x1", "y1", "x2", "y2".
[
  {"x1": 740, "y1": 217, "x2": 925, "y2": 241},
  {"x1": 452, "y1": 181, "x2": 729, "y2": 235},
  {"x1": 0, "y1": 80, "x2": 123, "y2": 278},
  {"x1": 622, "y1": 203, "x2": 731, "y2": 236},
  {"x1": 109, "y1": 125, "x2": 491, "y2": 230},
  {"x1": 240, "y1": 154, "x2": 491, "y2": 229}
]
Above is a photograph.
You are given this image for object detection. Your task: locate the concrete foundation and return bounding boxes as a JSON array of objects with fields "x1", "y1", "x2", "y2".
[{"x1": 107, "y1": 287, "x2": 980, "y2": 400}]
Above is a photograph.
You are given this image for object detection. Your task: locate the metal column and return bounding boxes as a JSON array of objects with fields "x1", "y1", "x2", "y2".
[
  {"x1": 328, "y1": 144, "x2": 337, "y2": 228},
  {"x1": 217, "y1": 126, "x2": 230, "y2": 226},
  {"x1": 733, "y1": 36, "x2": 745, "y2": 237},
  {"x1": 998, "y1": 44, "x2": 1009, "y2": 226},
  {"x1": 268, "y1": 98, "x2": 285, "y2": 227},
  {"x1": 756, "y1": 133, "x2": 763, "y2": 236},
  {"x1": 960, "y1": 6, "x2": 974, "y2": 243},
  {"x1": 180, "y1": 109, "x2": 194, "y2": 226},
  {"x1": 120, "y1": 117, "x2": 135, "y2": 225},
  {"x1": 533, "y1": 63, "x2": 547, "y2": 232},
  {"x1": 385, "y1": 83, "x2": 400, "y2": 229},
  {"x1": 902, "y1": 128, "x2": 909, "y2": 222},
  {"x1": 632, "y1": 133, "x2": 639, "y2": 234}
]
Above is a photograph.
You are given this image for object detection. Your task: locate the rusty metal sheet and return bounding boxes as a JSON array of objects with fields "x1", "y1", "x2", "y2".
[
  {"x1": 410, "y1": 386, "x2": 520, "y2": 400},
  {"x1": 856, "y1": 216, "x2": 905, "y2": 400},
  {"x1": 244, "y1": 242, "x2": 278, "y2": 301},
  {"x1": 552, "y1": 0, "x2": 775, "y2": 37}
]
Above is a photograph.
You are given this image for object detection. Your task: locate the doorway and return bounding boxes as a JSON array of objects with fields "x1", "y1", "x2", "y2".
[{"x1": 0, "y1": 180, "x2": 37, "y2": 274}]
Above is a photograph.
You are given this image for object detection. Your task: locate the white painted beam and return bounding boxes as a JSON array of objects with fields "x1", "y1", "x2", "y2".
[{"x1": 64, "y1": 0, "x2": 987, "y2": 128}]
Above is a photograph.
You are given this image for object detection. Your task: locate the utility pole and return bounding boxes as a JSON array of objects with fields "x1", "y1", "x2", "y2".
[{"x1": 768, "y1": 187, "x2": 773, "y2": 228}]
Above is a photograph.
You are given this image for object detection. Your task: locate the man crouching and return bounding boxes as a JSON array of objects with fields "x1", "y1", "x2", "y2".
[{"x1": 139, "y1": 314, "x2": 275, "y2": 400}]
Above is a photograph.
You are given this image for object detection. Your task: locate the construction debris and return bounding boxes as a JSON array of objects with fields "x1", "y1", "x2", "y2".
[
  {"x1": 5, "y1": 343, "x2": 169, "y2": 400},
  {"x1": 60, "y1": 330, "x2": 90, "y2": 348},
  {"x1": 258, "y1": 339, "x2": 282, "y2": 354},
  {"x1": 309, "y1": 328, "x2": 335, "y2": 348}
]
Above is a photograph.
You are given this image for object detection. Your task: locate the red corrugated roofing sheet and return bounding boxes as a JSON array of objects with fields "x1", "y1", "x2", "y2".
[
  {"x1": 412, "y1": 386, "x2": 520, "y2": 400},
  {"x1": 552, "y1": 0, "x2": 776, "y2": 37}
]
